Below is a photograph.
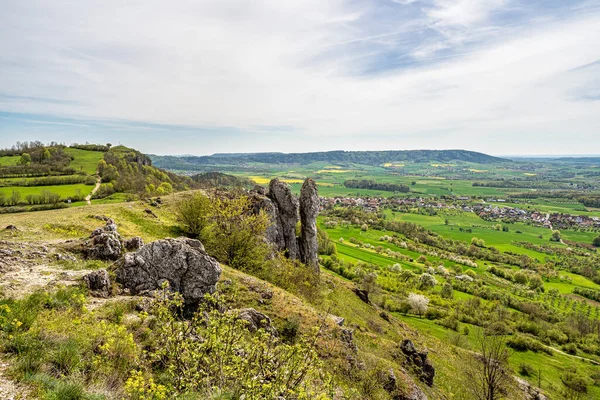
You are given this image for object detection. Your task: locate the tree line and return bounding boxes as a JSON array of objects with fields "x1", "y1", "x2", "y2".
[{"x1": 343, "y1": 179, "x2": 410, "y2": 193}]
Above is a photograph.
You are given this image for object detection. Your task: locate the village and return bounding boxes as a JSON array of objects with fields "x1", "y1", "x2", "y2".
[{"x1": 320, "y1": 195, "x2": 600, "y2": 230}]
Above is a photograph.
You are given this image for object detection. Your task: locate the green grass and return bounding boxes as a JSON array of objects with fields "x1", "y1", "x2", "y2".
[
  {"x1": 0, "y1": 184, "x2": 93, "y2": 200},
  {"x1": 64, "y1": 148, "x2": 104, "y2": 175},
  {"x1": 0, "y1": 155, "x2": 21, "y2": 166}
]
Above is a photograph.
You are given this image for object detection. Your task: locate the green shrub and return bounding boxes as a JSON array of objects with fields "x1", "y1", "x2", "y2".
[{"x1": 519, "y1": 363, "x2": 536, "y2": 377}]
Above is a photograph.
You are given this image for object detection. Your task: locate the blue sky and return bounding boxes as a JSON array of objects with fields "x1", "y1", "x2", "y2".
[{"x1": 1, "y1": 0, "x2": 599, "y2": 156}]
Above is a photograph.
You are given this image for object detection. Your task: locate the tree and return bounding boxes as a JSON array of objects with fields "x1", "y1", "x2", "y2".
[
  {"x1": 441, "y1": 283, "x2": 454, "y2": 299},
  {"x1": 419, "y1": 273, "x2": 437, "y2": 290},
  {"x1": 175, "y1": 192, "x2": 212, "y2": 236},
  {"x1": 19, "y1": 153, "x2": 31, "y2": 165},
  {"x1": 407, "y1": 293, "x2": 429, "y2": 318},
  {"x1": 360, "y1": 272, "x2": 378, "y2": 298},
  {"x1": 360, "y1": 223, "x2": 368, "y2": 232},
  {"x1": 317, "y1": 227, "x2": 336, "y2": 255},
  {"x1": 592, "y1": 235, "x2": 600, "y2": 247},
  {"x1": 560, "y1": 373, "x2": 588, "y2": 400},
  {"x1": 463, "y1": 329, "x2": 512, "y2": 400},
  {"x1": 551, "y1": 230, "x2": 561, "y2": 242},
  {"x1": 201, "y1": 195, "x2": 270, "y2": 272}
]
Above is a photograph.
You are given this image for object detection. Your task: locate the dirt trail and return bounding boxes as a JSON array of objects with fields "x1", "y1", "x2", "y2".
[{"x1": 85, "y1": 176, "x2": 102, "y2": 205}]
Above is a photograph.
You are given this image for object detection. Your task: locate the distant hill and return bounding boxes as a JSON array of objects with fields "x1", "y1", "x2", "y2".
[
  {"x1": 151, "y1": 149, "x2": 508, "y2": 171},
  {"x1": 191, "y1": 172, "x2": 254, "y2": 188}
]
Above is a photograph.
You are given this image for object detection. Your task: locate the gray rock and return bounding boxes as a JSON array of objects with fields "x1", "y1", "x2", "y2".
[
  {"x1": 330, "y1": 315, "x2": 345, "y2": 326},
  {"x1": 397, "y1": 367, "x2": 429, "y2": 400},
  {"x1": 84, "y1": 222, "x2": 123, "y2": 261},
  {"x1": 236, "y1": 308, "x2": 277, "y2": 335},
  {"x1": 515, "y1": 376, "x2": 548, "y2": 400},
  {"x1": 268, "y1": 179, "x2": 300, "y2": 259},
  {"x1": 299, "y1": 178, "x2": 319, "y2": 271},
  {"x1": 124, "y1": 236, "x2": 144, "y2": 251},
  {"x1": 55, "y1": 253, "x2": 77, "y2": 262},
  {"x1": 114, "y1": 237, "x2": 220, "y2": 305},
  {"x1": 252, "y1": 195, "x2": 285, "y2": 251},
  {"x1": 82, "y1": 269, "x2": 111, "y2": 297},
  {"x1": 400, "y1": 339, "x2": 435, "y2": 387},
  {"x1": 341, "y1": 328, "x2": 358, "y2": 352}
]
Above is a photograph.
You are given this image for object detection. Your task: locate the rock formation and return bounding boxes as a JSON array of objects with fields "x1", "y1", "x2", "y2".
[
  {"x1": 252, "y1": 178, "x2": 319, "y2": 270},
  {"x1": 235, "y1": 308, "x2": 278, "y2": 335},
  {"x1": 82, "y1": 269, "x2": 111, "y2": 297},
  {"x1": 84, "y1": 220, "x2": 123, "y2": 261},
  {"x1": 268, "y1": 179, "x2": 300, "y2": 259},
  {"x1": 299, "y1": 178, "x2": 319, "y2": 271},
  {"x1": 400, "y1": 339, "x2": 435, "y2": 387},
  {"x1": 114, "y1": 237, "x2": 221, "y2": 305}
]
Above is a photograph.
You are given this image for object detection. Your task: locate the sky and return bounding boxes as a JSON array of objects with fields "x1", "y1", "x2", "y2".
[{"x1": 1, "y1": 0, "x2": 599, "y2": 156}]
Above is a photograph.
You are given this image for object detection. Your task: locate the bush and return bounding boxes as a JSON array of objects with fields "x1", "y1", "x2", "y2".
[
  {"x1": 146, "y1": 287, "x2": 331, "y2": 397},
  {"x1": 519, "y1": 363, "x2": 536, "y2": 377},
  {"x1": 175, "y1": 192, "x2": 211, "y2": 236},
  {"x1": 562, "y1": 343, "x2": 578, "y2": 355},
  {"x1": 506, "y1": 335, "x2": 551, "y2": 354}
]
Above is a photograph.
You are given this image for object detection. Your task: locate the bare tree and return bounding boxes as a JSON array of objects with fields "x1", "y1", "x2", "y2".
[{"x1": 463, "y1": 329, "x2": 513, "y2": 400}]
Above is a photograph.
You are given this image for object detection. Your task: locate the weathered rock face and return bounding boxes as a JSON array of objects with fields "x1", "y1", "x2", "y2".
[
  {"x1": 84, "y1": 220, "x2": 123, "y2": 261},
  {"x1": 114, "y1": 237, "x2": 221, "y2": 305},
  {"x1": 268, "y1": 179, "x2": 300, "y2": 259},
  {"x1": 251, "y1": 195, "x2": 285, "y2": 251},
  {"x1": 124, "y1": 237, "x2": 144, "y2": 251},
  {"x1": 82, "y1": 269, "x2": 111, "y2": 298},
  {"x1": 299, "y1": 178, "x2": 319, "y2": 271},
  {"x1": 400, "y1": 339, "x2": 435, "y2": 387}
]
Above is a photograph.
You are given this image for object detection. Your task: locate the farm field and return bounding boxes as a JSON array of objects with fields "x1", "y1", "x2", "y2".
[{"x1": 0, "y1": 183, "x2": 93, "y2": 200}]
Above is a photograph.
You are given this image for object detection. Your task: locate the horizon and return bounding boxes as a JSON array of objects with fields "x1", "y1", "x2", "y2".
[{"x1": 1, "y1": 1, "x2": 599, "y2": 155}]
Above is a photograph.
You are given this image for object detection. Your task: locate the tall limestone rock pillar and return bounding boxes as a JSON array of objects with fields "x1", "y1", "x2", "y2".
[
  {"x1": 299, "y1": 178, "x2": 319, "y2": 272},
  {"x1": 268, "y1": 178, "x2": 300, "y2": 259}
]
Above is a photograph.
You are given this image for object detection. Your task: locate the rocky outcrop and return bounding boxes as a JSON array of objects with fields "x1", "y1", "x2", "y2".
[
  {"x1": 299, "y1": 178, "x2": 319, "y2": 271},
  {"x1": 268, "y1": 179, "x2": 300, "y2": 259},
  {"x1": 84, "y1": 220, "x2": 123, "y2": 261},
  {"x1": 353, "y1": 287, "x2": 370, "y2": 304},
  {"x1": 251, "y1": 195, "x2": 285, "y2": 251},
  {"x1": 515, "y1": 376, "x2": 548, "y2": 400},
  {"x1": 124, "y1": 237, "x2": 144, "y2": 251},
  {"x1": 251, "y1": 178, "x2": 319, "y2": 269},
  {"x1": 82, "y1": 269, "x2": 111, "y2": 297},
  {"x1": 236, "y1": 308, "x2": 277, "y2": 335},
  {"x1": 114, "y1": 237, "x2": 221, "y2": 305},
  {"x1": 400, "y1": 339, "x2": 435, "y2": 387}
]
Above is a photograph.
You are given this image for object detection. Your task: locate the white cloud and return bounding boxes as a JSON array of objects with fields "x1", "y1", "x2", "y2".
[{"x1": 0, "y1": 0, "x2": 599, "y2": 155}]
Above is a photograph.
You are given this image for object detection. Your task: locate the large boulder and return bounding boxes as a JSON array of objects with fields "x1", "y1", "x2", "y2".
[
  {"x1": 114, "y1": 238, "x2": 221, "y2": 305},
  {"x1": 84, "y1": 220, "x2": 123, "y2": 261},
  {"x1": 268, "y1": 179, "x2": 300, "y2": 259},
  {"x1": 299, "y1": 178, "x2": 319, "y2": 271}
]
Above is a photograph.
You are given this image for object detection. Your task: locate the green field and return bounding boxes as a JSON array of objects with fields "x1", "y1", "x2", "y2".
[
  {"x1": 0, "y1": 184, "x2": 93, "y2": 199},
  {"x1": 64, "y1": 148, "x2": 104, "y2": 174},
  {"x1": 0, "y1": 155, "x2": 21, "y2": 166}
]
